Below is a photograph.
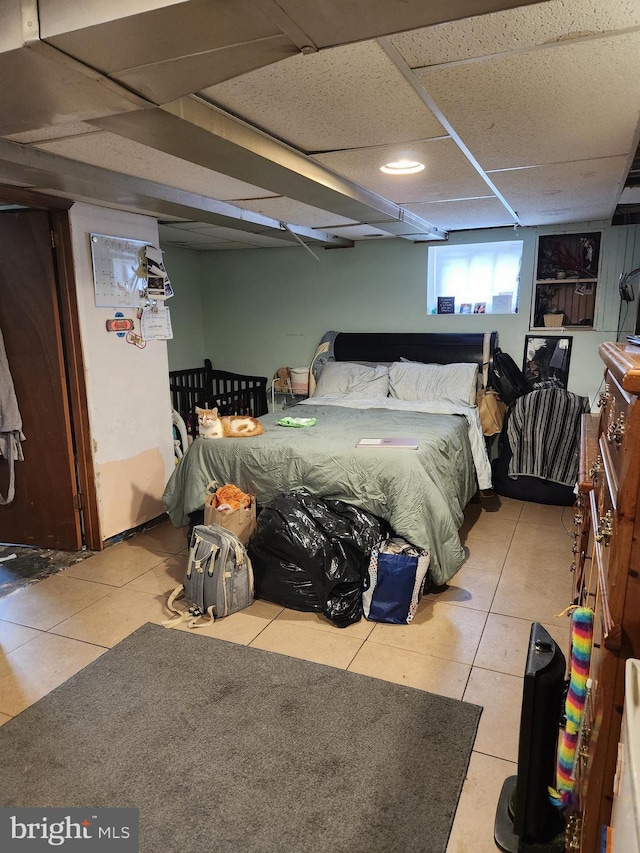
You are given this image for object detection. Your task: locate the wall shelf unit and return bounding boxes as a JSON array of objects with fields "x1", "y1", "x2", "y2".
[{"x1": 531, "y1": 231, "x2": 602, "y2": 330}]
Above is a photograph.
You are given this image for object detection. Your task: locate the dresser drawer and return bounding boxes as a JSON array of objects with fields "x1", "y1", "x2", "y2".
[
  {"x1": 579, "y1": 413, "x2": 601, "y2": 493},
  {"x1": 599, "y1": 369, "x2": 632, "y2": 498},
  {"x1": 590, "y1": 477, "x2": 621, "y2": 652},
  {"x1": 578, "y1": 343, "x2": 640, "y2": 853}
]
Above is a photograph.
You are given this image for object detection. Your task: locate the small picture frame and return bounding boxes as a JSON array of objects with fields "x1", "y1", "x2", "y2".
[
  {"x1": 523, "y1": 335, "x2": 573, "y2": 389},
  {"x1": 437, "y1": 296, "x2": 455, "y2": 314}
]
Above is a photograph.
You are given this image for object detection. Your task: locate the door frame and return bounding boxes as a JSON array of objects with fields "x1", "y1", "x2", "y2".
[{"x1": 0, "y1": 185, "x2": 102, "y2": 550}]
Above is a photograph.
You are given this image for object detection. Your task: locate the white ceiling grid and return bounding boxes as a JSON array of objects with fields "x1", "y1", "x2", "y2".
[{"x1": 0, "y1": 0, "x2": 638, "y2": 248}]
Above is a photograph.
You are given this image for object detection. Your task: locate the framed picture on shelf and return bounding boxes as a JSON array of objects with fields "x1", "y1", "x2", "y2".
[{"x1": 523, "y1": 335, "x2": 572, "y2": 389}]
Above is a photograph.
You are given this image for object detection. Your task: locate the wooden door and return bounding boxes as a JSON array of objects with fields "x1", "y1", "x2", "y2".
[{"x1": 0, "y1": 209, "x2": 82, "y2": 549}]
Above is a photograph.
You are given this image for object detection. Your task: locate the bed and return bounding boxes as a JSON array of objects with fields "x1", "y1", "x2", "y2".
[{"x1": 163, "y1": 331, "x2": 497, "y2": 585}]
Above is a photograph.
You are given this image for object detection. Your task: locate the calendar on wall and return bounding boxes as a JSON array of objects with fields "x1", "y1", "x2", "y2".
[{"x1": 90, "y1": 233, "x2": 149, "y2": 308}]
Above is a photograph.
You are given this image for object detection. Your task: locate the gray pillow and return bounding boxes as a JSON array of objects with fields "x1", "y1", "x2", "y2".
[
  {"x1": 314, "y1": 361, "x2": 389, "y2": 398},
  {"x1": 389, "y1": 361, "x2": 478, "y2": 406}
]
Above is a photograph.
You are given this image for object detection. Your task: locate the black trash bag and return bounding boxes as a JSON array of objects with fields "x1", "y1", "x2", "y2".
[{"x1": 247, "y1": 488, "x2": 388, "y2": 628}]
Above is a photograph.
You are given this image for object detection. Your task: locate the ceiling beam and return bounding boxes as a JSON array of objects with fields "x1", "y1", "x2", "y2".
[
  {"x1": 0, "y1": 139, "x2": 351, "y2": 247},
  {"x1": 94, "y1": 97, "x2": 448, "y2": 240}
]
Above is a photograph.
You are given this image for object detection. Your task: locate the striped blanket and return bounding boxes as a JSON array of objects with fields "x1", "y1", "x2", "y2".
[{"x1": 507, "y1": 388, "x2": 590, "y2": 486}]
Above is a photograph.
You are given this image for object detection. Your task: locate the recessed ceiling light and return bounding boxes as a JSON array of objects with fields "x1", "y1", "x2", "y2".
[{"x1": 380, "y1": 159, "x2": 425, "y2": 175}]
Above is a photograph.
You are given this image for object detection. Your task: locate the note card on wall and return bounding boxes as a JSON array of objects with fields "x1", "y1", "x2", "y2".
[{"x1": 140, "y1": 305, "x2": 173, "y2": 340}]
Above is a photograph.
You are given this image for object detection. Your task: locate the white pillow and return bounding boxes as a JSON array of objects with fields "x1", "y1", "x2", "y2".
[
  {"x1": 389, "y1": 361, "x2": 478, "y2": 407},
  {"x1": 314, "y1": 361, "x2": 389, "y2": 398}
]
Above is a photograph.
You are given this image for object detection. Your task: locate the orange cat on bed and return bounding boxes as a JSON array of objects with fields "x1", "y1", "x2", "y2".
[{"x1": 195, "y1": 406, "x2": 264, "y2": 439}]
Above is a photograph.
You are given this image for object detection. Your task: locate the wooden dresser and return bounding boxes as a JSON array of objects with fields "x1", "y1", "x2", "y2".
[{"x1": 570, "y1": 342, "x2": 640, "y2": 852}]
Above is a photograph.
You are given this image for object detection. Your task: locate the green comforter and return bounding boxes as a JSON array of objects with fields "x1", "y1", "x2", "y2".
[{"x1": 163, "y1": 404, "x2": 476, "y2": 584}]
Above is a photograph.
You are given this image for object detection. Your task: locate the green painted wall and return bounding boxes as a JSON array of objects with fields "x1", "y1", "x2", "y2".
[
  {"x1": 163, "y1": 246, "x2": 206, "y2": 370},
  {"x1": 163, "y1": 221, "x2": 640, "y2": 405}
]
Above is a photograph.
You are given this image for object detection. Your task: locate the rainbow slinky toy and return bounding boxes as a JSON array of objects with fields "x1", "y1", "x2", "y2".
[{"x1": 549, "y1": 606, "x2": 594, "y2": 809}]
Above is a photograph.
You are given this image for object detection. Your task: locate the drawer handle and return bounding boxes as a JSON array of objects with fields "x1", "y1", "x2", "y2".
[
  {"x1": 595, "y1": 509, "x2": 613, "y2": 545},
  {"x1": 606, "y1": 413, "x2": 625, "y2": 446},
  {"x1": 588, "y1": 455, "x2": 602, "y2": 480},
  {"x1": 597, "y1": 384, "x2": 610, "y2": 407},
  {"x1": 578, "y1": 725, "x2": 591, "y2": 759},
  {"x1": 565, "y1": 814, "x2": 582, "y2": 851}
]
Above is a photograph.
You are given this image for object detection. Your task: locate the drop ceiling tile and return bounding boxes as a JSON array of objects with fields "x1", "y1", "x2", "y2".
[
  {"x1": 416, "y1": 32, "x2": 640, "y2": 170},
  {"x1": 195, "y1": 242, "x2": 262, "y2": 251},
  {"x1": 229, "y1": 196, "x2": 357, "y2": 228},
  {"x1": 157, "y1": 224, "x2": 227, "y2": 245},
  {"x1": 202, "y1": 40, "x2": 445, "y2": 153},
  {"x1": 167, "y1": 222, "x2": 230, "y2": 232},
  {"x1": 313, "y1": 138, "x2": 489, "y2": 204},
  {"x1": 619, "y1": 187, "x2": 640, "y2": 204},
  {"x1": 158, "y1": 225, "x2": 261, "y2": 251},
  {"x1": 169, "y1": 223, "x2": 293, "y2": 247},
  {"x1": 33, "y1": 132, "x2": 276, "y2": 201},
  {"x1": 390, "y1": 0, "x2": 640, "y2": 68},
  {"x1": 314, "y1": 224, "x2": 392, "y2": 239},
  {"x1": 163, "y1": 221, "x2": 283, "y2": 245},
  {"x1": 404, "y1": 196, "x2": 516, "y2": 231},
  {"x1": 488, "y1": 156, "x2": 628, "y2": 225},
  {"x1": 4, "y1": 122, "x2": 100, "y2": 143}
]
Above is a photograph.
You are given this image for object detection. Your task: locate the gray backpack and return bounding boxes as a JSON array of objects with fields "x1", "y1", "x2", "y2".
[{"x1": 164, "y1": 523, "x2": 254, "y2": 628}]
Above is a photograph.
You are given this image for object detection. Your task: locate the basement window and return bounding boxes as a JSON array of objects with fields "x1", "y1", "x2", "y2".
[{"x1": 427, "y1": 240, "x2": 523, "y2": 315}]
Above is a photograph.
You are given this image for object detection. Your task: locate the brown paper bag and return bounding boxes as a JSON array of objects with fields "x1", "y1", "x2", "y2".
[
  {"x1": 477, "y1": 387, "x2": 507, "y2": 436},
  {"x1": 204, "y1": 484, "x2": 257, "y2": 544}
]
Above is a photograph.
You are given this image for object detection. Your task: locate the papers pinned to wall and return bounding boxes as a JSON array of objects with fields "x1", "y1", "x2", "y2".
[
  {"x1": 91, "y1": 235, "x2": 174, "y2": 307},
  {"x1": 140, "y1": 304, "x2": 173, "y2": 340},
  {"x1": 91, "y1": 234, "x2": 148, "y2": 308},
  {"x1": 144, "y1": 245, "x2": 173, "y2": 300}
]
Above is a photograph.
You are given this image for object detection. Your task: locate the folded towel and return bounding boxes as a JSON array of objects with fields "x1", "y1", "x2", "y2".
[{"x1": 277, "y1": 417, "x2": 317, "y2": 428}]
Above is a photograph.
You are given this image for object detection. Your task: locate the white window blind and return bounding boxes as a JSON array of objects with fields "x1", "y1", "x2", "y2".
[{"x1": 427, "y1": 240, "x2": 523, "y2": 315}]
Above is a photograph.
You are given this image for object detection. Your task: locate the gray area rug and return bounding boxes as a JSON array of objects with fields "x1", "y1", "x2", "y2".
[{"x1": 0, "y1": 623, "x2": 481, "y2": 853}]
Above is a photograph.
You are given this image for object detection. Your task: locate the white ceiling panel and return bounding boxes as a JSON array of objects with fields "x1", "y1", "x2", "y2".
[
  {"x1": 313, "y1": 138, "x2": 492, "y2": 204},
  {"x1": 158, "y1": 224, "x2": 227, "y2": 245},
  {"x1": 5, "y1": 122, "x2": 101, "y2": 144},
  {"x1": 195, "y1": 242, "x2": 260, "y2": 251},
  {"x1": 33, "y1": 132, "x2": 277, "y2": 201},
  {"x1": 312, "y1": 223, "x2": 393, "y2": 239},
  {"x1": 173, "y1": 224, "x2": 294, "y2": 247},
  {"x1": 404, "y1": 196, "x2": 516, "y2": 230},
  {"x1": 162, "y1": 222, "x2": 231, "y2": 233},
  {"x1": 158, "y1": 222, "x2": 292, "y2": 250},
  {"x1": 162, "y1": 220, "x2": 293, "y2": 246},
  {"x1": 619, "y1": 187, "x2": 640, "y2": 204},
  {"x1": 0, "y1": 1, "x2": 638, "y2": 245},
  {"x1": 202, "y1": 41, "x2": 446, "y2": 153},
  {"x1": 158, "y1": 223, "x2": 252, "y2": 251},
  {"x1": 261, "y1": 0, "x2": 555, "y2": 50},
  {"x1": 416, "y1": 31, "x2": 640, "y2": 171},
  {"x1": 229, "y1": 196, "x2": 357, "y2": 228},
  {"x1": 390, "y1": 0, "x2": 640, "y2": 68},
  {"x1": 488, "y1": 156, "x2": 628, "y2": 225}
]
